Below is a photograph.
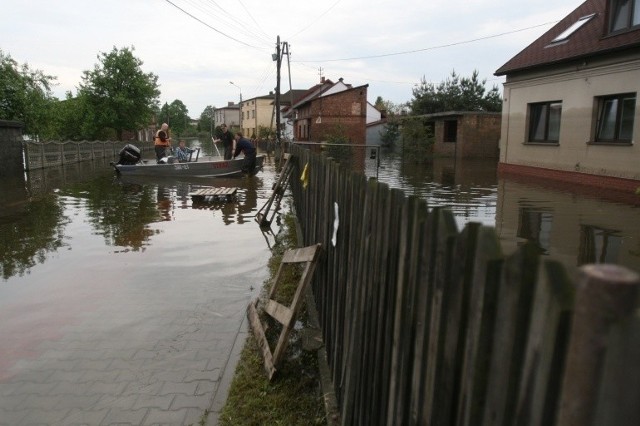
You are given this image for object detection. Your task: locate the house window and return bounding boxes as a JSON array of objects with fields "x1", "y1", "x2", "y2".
[
  {"x1": 528, "y1": 101, "x2": 562, "y2": 143},
  {"x1": 444, "y1": 120, "x2": 457, "y2": 142},
  {"x1": 610, "y1": 0, "x2": 640, "y2": 33},
  {"x1": 595, "y1": 93, "x2": 636, "y2": 143}
]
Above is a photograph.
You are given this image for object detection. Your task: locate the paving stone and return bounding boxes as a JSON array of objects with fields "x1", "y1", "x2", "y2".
[
  {"x1": 61, "y1": 408, "x2": 109, "y2": 425},
  {"x1": 100, "y1": 407, "x2": 149, "y2": 425},
  {"x1": 170, "y1": 392, "x2": 213, "y2": 410},
  {"x1": 132, "y1": 394, "x2": 176, "y2": 410},
  {"x1": 19, "y1": 408, "x2": 71, "y2": 424},
  {"x1": 159, "y1": 381, "x2": 199, "y2": 396},
  {"x1": 142, "y1": 407, "x2": 189, "y2": 425}
]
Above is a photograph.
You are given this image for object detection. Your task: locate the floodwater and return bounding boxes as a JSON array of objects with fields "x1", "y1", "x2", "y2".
[
  {"x1": 0, "y1": 143, "x2": 639, "y2": 419},
  {"x1": 0, "y1": 149, "x2": 280, "y2": 381},
  {"x1": 369, "y1": 151, "x2": 640, "y2": 274}
]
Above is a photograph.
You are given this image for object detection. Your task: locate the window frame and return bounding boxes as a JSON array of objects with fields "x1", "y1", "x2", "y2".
[
  {"x1": 526, "y1": 100, "x2": 563, "y2": 144},
  {"x1": 551, "y1": 13, "x2": 596, "y2": 43},
  {"x1": 609, "y1": 0, "x2": 640, "y2": 34},
  {"x1": 594, "y1": 93, "x2": 636, "y2": 144}
]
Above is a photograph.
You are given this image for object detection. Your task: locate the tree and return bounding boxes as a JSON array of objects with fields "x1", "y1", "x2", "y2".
[
  {"x1": 410, "y1": 70, "x2": 502, "y2": 115},
  {"x1": 257, "y1": 125, "x2": 276, "y2": 140},
  {"x1": 0, "y1": 49, "x2": 56, "y2": 139},
  {"x1": 198, "y1": 105, "x2": 215, "y2": 136},
  {"x1": 401, "y1": 116, "x2": 434, "y2": 162},
  {"x1": 158, "y1": 100, "x2": 190, "y2": 137},
  {"x1": 78, "y1": 46, "x2": 160, "y2": 140},
  {"x1": 374, "y1": 96, "x2": 406, "y2": 116}
]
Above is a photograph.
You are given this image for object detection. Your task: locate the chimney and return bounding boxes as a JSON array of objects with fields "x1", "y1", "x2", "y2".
[{"x1": 228, "y1": 102, "x2": 234, "y2": 107}]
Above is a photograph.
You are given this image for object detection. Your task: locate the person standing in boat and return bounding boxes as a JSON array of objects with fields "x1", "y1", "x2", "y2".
[
  {"x1": 214, "y1": 124, "x2": 235, "y2": 160},
  {"x1": 233, "y1": 132, "x2": 257, "y2": 174},
  {"x1": 154, "y1": 123, "x2": 172, "y2": 163}
]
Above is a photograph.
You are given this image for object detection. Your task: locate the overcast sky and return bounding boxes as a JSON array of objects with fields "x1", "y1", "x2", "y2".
[{"x1": 2, "y1": 0, "x2": 583, "y2": 117}]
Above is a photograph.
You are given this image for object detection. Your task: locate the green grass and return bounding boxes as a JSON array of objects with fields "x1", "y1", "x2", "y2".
[{"x1": 217, "y1": 213, "x2": 326, "y2": 425}]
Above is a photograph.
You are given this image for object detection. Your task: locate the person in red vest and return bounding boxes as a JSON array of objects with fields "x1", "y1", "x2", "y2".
[{"x1": 154, "y1": 123, "x2": 172, "y2": 162}]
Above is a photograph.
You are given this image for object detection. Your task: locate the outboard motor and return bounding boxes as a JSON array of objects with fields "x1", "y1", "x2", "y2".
[{"x1": 116, "y1": 144, "x2": 141, "y2": 165}]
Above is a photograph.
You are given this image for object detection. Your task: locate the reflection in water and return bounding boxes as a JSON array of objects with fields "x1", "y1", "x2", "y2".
[
  {"x1": 0, "y1": 194, "x2": 67, "y2": 280},
  {"x1": 2, "y1": 148, "x2": 638, "y2": 281},
  {"x1": 497, "y1": 177, "x2": 640, "y2": 273},
  {"x1": 372, "y1": 151, "x2": 640, "y2": 273},
  {"x1": 157, "y1": 185, "x2": 173, "y2": 221},
  {"x1": 517, "y1": 207, "x2": 553, "y2": 255},
  {"x1": 371, "y1": 152, "x2": 498, "y2": 229},
  {"x1": 0, "y1": 152, "x2": 279, "y2": 280},
  {"x1": 63, "y1": 176, "x2": 161, "y2": 251},
  {"x1": 579, "y1": 225, "x2": 622, "y2": 265}
]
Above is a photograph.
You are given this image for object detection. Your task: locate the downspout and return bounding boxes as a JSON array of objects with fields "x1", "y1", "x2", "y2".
[{"x1": 502, "y1": 85, "x2": 511, "y2": 164}]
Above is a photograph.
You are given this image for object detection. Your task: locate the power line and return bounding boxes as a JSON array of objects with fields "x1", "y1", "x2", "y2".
[
  {"x1": 289, "y1": 0, "x2": 342, "y2": 39},
  {"x1": 191, "y1": 0, "x2": 272, "y2": 46},
  {"x1": 163, "y1": 0, "x2": 266, "y2": 49},
  {"x1": 236, "y1": 0, "x2": 271, "y2": 41},
  {"x1": 296, "y1": 21, "x2": 559, "y2": 63}
]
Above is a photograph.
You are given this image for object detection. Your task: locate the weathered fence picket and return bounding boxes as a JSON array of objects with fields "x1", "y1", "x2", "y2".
[{"x1": 286, "y1": 143, "x2": 639, "y2": 426}]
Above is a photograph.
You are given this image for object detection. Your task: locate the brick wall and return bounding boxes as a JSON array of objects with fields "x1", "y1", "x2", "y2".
[
  {"x1": 459, "y1": 114, "x2": 500, "y2": 158},
  {"x1": 299, "y1": 86, "x2": 368, "y2": 145},
  {"x1": 431, "y1": 113, "x2": 500, "y2": 158}
]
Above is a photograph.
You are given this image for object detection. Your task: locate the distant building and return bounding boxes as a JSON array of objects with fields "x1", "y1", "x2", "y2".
[
  {"x1": 495, "y1": 0, "x2": 640, "y2": 191},
  {"x1": 277, "y1": 89, "x2": 307, "y2": 141},
  {"x1": 286, "y1": 78, "x2": 369, "y2": 145},
  {"x1": 424, "y1": 111, "x2": 500, "y2": 158},
  {"x1": 240, "y1": 93, "x2": 275, "y2": 138},
  {"x1": 213, "y1": 102, "x2": 240, "y2": 129}
]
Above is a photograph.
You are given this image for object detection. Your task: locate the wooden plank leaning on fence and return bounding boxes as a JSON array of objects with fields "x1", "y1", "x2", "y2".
[
  {"x1": 247, "y1": 243, "x2": 322, "y2": 380},
  {"x1": 255, "y1": 153, "x2": 294, "y2": 227}
]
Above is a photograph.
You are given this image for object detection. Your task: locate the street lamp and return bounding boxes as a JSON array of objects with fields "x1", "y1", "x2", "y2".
[{"x1": 229, "y1": 81, "x2": 242, "y2": 132}]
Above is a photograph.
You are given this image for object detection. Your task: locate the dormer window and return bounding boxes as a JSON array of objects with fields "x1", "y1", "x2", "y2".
[
  {"x1": 550, "y1": 13, "x2": 596, "y2": 43},
  {"x1": 610, "y1": 0, "x2": 640, "y2": 33}
]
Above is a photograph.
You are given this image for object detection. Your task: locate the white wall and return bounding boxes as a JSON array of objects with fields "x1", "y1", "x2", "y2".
[{"x1": 500, "y1": 59, "x2": 640, "y2": 181}]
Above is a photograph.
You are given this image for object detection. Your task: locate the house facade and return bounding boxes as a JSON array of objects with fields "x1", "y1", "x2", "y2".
[
  {"x1": 213, "y1": 102, "x2": 240, "y2": 129},
  {"x1": 278, "y1": 89, "x2": 307, "y2": 141},
  {"x1": 495, "y1": 0, "x2": 640, "y2": 191},
  {"x1": 288, "y1": 78, "x2": 369, "y2": 145},
  {"x1": 240, "y1": 93, "x2": 275, "y2": 138}
]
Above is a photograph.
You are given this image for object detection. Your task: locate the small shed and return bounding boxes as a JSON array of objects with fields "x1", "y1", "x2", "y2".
[{"x1": 421, "y1": 111, "x2": 501, "y2": 158}]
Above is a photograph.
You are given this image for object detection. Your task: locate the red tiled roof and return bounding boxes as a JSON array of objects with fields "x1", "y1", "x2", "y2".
[{"x1": 495, "y1": 0, "x2": 640, "y2": 76}]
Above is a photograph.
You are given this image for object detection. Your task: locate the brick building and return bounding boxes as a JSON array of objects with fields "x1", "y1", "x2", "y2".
[
  {"x1": 428, "y1": 111, "x2": 501, "y2": 158},
  {"x1": 288, "y1": 78, "x2": 368, "y2": 145}
]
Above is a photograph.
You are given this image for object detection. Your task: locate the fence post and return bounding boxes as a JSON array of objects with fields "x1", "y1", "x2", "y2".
[{"x1": 556, "y1": 264, "x2": 639, "y2": 426}]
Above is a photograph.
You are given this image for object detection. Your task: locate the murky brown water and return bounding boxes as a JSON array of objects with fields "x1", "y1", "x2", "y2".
[
  {"x1": 0, "y1": 149, "x2": 281, "y2": 380},
  {"x1": 370, "y1": 151, "x2": 640, "y2": 274},
  {"x1": 1, "y1": 145, "x2": 639, "y2": 378}
]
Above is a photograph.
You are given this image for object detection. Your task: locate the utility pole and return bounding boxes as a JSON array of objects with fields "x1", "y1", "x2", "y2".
[{"x1": 275, "y1": 35, "x2": 282, "y2": 144}]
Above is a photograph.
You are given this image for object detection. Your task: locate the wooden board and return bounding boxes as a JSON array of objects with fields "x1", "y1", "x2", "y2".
[
  {"x1": 189, "y1": 187, "x2": 237, "y2": 202},
  {"x1": 247, "y1": 243, "x2": 322, "y2": 380}
]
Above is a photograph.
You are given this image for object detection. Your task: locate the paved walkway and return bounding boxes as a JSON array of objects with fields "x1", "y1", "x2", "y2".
[{"x1": 0, "y1": 286, "x2": 251, "y2": 426}]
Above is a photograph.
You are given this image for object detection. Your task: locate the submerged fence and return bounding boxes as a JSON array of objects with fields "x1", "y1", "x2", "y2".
[
  {"x1": 287, "y1": 143, "x2": 640, "y2": 425},
  {"x1": 23, "y1": 140, "x2": 154, "y2": 170}
]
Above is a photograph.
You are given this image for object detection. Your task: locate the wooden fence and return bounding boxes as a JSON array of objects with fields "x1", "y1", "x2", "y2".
[
  {"x1": 287, "y1": 143, "x2": 640, "y2": 426},
  {"x1": 23, "y1": 140, "x2": 154, "y2": 170}
]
